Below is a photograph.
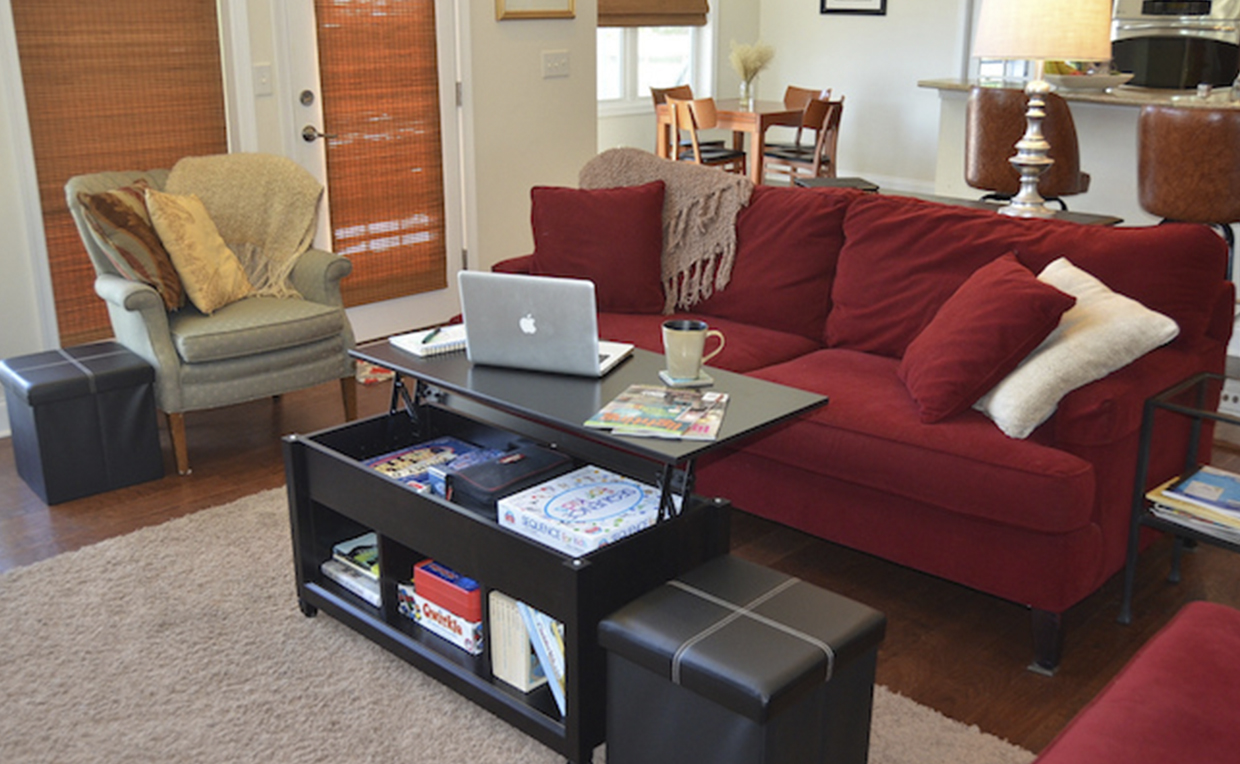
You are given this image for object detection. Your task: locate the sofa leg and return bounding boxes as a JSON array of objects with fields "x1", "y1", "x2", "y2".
[
  {"x1": 166, "y1": 412, "x2": 191, "y2": 476},
  {"x1": 1029, "y1": 608, "x2": 1063, "y2": 676},
  {"x1": 340, "y1": 377, "x2": 358, "y2": 420}
]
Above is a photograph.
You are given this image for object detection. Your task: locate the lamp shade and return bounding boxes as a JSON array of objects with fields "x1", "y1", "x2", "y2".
[{"x1": 973, "y1": 0, "x2": 1112, "y2": 61}]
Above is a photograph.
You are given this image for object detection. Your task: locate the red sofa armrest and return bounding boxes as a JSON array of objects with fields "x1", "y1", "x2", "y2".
[
  {"x1": 1033, "y1": 601, "x2": 1240, "y2": 764},
  {"x1": 493, "y1": 255, "x2": 533, "y2": 274}
]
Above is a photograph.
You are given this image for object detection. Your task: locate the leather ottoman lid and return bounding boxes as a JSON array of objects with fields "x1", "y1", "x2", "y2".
[
  {"x1": 0, "y1": 341, "x2": 154, "y2": 405},
  {"x1": 599, "y1": 555, "x2": 886, "y2": 723}
]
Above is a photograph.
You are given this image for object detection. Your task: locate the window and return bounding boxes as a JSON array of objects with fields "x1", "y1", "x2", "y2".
[{"x1": 598, "y1": 22, "x2": 713, "y2": 115}]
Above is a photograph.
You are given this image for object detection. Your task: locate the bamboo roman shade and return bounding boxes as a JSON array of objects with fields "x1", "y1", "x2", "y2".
[
  {"x1": 314, "y1": 0, "x2": 448, "y2": 307},
  {"x1": 11, "y1": 0, "x2": 227, "y2": 347},
  {"x1": 598, "y1": 0, "x2": 709, "y2": 27}
]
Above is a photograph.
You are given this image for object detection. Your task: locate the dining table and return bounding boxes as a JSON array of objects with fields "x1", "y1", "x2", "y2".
[{"x1": 655, "y1": 97, "x2": 804, "y2": 185}]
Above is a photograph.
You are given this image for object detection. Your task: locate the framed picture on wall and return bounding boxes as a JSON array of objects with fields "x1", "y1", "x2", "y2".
[
  {"x1": 821, "y1": 0, "x2": 887, "y2": 14},
  {"x1": 496, "y1": 0, "x2": 575, "y2": 19}
]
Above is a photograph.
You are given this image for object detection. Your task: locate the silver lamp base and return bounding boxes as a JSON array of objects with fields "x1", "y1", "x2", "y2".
[{"x1": 997, "y1": 78, "x2": 1056, "y2": 219}]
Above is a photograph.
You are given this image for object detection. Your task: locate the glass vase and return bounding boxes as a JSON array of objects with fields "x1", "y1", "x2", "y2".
[{"x1": 739, "y1": 79, "x2": 755, "y2": 110}]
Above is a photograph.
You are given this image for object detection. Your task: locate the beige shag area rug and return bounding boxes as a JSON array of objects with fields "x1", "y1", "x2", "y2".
[{"x1": 0, "y1": 489, "x2": 1034, "y2": 764}]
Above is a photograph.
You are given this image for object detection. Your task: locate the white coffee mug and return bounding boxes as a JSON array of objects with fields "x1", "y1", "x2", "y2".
[{"x1": 662, "y1": 319, "x2": 725, "y2": 381}]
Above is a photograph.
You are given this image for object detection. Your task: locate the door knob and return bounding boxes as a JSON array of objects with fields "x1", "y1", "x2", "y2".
[{"x1": 302, "y1": 125, "x2": 338, "y2": 142}]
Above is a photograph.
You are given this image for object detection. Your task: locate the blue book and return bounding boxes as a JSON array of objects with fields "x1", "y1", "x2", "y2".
[{"x1": 1166, "y1": 465, "x2": 1240, "y2": 515}]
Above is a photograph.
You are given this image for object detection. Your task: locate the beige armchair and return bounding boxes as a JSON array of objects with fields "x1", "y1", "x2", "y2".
[{"x1": 65, "y1": 156, "x2": 357, "y2": 476}]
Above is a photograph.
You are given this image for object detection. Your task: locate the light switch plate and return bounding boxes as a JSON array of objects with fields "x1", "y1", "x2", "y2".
[{"x1": 542, "y1": 50, "x2": 570, "y2": 79}]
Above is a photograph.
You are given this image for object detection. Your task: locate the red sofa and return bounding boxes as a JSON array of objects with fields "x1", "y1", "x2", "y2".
[
  {"x1": 1032, "y1": 601, "x2": 1240, "y2": 762},
  {"x1": 495, "y1": 183, "x2": 1234, "y2": 672}
]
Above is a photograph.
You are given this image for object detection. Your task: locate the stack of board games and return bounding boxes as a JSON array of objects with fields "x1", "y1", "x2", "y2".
[
  {"x1": 320, "y1": 531, "x2": 380, "y2": 606},
  {"x1": 497, "y1": 465, "x2": 662, "y2": 558},
  {"x1": 363, "y1": 435, "x2": 479, "y2": 491},
  {"x1": 406, "y1": 559, "x2": 484, "y2": 655}
]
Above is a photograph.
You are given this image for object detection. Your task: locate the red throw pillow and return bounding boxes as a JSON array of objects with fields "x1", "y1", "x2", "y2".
[
  {"x1": 529, "y1": 182, "x2": 665, "y2": 314},
  {"x1": 898, "y1": 253, "x2": 1076, "y2": 423}
]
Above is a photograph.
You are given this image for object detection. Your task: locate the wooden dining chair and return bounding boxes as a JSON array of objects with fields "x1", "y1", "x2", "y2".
[
  {"x1": 763, "y1": 97, "x2": 844, "y2": 182},
  {"x1": 666, "y1": 96, "x2": 748, "y2": 175},
  {"x1": 766, "y1": 86, "x2": 834, "y2": 154},
  {"x1": 651, "y1": 85, "x2": 723, "y2": 154}
]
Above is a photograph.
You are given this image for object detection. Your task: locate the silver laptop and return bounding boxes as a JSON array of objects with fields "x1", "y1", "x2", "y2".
[{"x1": 458, "y1": 271, "x2": 634, "y2": 377}]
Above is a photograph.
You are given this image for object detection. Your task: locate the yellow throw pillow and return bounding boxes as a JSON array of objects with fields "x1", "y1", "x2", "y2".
[{"x1": 146, "y1": 188, "x2": 252, "y2": 314}]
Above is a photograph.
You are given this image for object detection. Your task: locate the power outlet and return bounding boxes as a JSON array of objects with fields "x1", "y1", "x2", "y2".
[
  {"x1": 542, "y1": 49, "x2": 570, "y2": 79},
  {"x1": 1219, "y1": 378, "x2": 1240, "y2": 418}
]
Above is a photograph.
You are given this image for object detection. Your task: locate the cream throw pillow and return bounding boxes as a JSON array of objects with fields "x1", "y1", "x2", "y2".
[
  {"x1": 974, "y1": 257, "x2": 1180, "y2": 439},
  {"x1": 146, "y1": 188, "x2": 252, "y2": 314}
]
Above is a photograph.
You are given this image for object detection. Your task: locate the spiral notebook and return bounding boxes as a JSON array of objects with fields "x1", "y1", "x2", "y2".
[{"x1": 389, "y1": 324, "x2": 467, "y2": 357}]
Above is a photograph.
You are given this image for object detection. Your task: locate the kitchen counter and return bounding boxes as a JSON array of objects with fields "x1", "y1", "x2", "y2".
[{"x1": 919, "y1": 77, "x2": 1240, "y2": 109}]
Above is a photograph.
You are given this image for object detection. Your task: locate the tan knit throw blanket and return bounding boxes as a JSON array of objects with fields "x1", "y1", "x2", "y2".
[
  {"x1": 579, "y1": 148, "x2": 753, "y2": 312},
  {"x1": 167, "y1": 153, "x2": 323, "y2": 299}
]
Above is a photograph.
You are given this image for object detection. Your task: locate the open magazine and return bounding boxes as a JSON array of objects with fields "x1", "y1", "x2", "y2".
[{"x1": 584, "y1": 384, "x2": 728, "y2": 440}]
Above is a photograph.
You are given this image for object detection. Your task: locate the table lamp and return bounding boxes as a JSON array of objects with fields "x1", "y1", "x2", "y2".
[{"x1": 972, "y1": 0, "x2": 1112, "y2": 217}]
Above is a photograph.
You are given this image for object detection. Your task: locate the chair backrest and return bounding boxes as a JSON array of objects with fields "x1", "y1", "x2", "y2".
[
  {"x1": 783, "y1": 85, "x2": 831, "y2": 112},
  {"x1": 667, "y1": 97, "x2": 726, "y2": 165},
  {"x1": 965, "y1": 87, "x2": 1088, "y2": 198},
  {"x1": 651, "y1": 84, "x2": 694, "y2": 107},
  {"x1": 810, "y1": 97, "x2": 845, "y2": 175},
  {"x1": 1138, "y1": 104, "x2": 1240, "y2": 224}
]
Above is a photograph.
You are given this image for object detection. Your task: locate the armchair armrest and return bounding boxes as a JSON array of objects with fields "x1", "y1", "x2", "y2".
[
  {"x1": 291, "y1": 247, "x2": 352, "y2": 306},
  {"x1": 93, "y1": 273, "x2": 184, "y2": 407}
]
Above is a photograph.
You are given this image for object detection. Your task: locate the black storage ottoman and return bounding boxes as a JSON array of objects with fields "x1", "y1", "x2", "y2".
[
  {"x1": 0, "y1": 341, "x2": 163, "y2": 504},
  {"x1": 599, "y1": 555, "x2": 886, "y2": 764}
]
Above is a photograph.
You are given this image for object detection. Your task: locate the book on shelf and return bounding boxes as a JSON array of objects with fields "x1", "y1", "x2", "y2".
[
  {"x1": 388, "y1": 324, "x2": 467, "y2": 357},
  {"x1": 1147, "y1": 474, "x2": 1240, "y2": 542},
  {"x1": 516, "y1": 601, "x2": 565, "y2": 716},
  {"x1": 497, "y1": 465, "x2": 664, "y2": 558},
  {"x1": 1162, "y1": 465, "x2": 1240, "y2": 516},
  {"x1": 320, "y1": 558, "x2": 381, "y2": 606},
  {"x1": 362, "y1": 436, "x2": 479, "y2": 490},
  {"x1": 332, "y1": 531, "x2": 379, "y2": 580},
  {"x1": 584, "y1": 384, "x2": 728, "y2": 440},
  {"x1": 488, "y1": 591, "x2": 548, "y2": 693}
]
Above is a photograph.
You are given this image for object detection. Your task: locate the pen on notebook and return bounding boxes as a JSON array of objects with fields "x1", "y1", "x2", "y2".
[{"x1": 421, "y1": 326, "x2": 442, "y2": 344}]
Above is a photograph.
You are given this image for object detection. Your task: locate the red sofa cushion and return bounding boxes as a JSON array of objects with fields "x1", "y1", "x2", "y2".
[
  {"x1": 597, "y1": 312, "x2": 822, "y2": 374},
  {"x1": 529, "y1": 182, "x2": 665, "y2": 314},
  {"x1": 1033, "y1": 601, "x2": 1240, "y2": 764},
  {"x1": 827, "y1": 194, "x2": 1227, "y2": 357},
  {"x1": 899, "y1": 253, "x2": 1076, "y2": 423},
  {"x1": 743, "y1": 348, "x2": 1095, "y2": 534},
  {"x1": 693, "y1": 186, "x2": 858, "y2": 341}
]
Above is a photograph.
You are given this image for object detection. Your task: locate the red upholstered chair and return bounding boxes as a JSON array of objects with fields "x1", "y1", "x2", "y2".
[{"x1": 965, "y1": 86, "x2": 1091, "y2": 210}]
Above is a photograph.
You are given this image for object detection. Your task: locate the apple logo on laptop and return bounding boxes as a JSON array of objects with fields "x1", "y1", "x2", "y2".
[{"x1": 519, "y1": 312, "x2": 537, "y2": 335}]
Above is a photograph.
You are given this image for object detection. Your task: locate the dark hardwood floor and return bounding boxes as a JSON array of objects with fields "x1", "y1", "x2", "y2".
[{"x1": 2, "y1": 376, "x2": 1238, "y2": 753}]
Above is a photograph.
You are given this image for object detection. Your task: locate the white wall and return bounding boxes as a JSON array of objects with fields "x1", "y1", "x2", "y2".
[
  {"x1": 466, "y1": 2, "x2": 599, "y2": 271},
  {"x1": 757, "y1": 0, "x2": 969, "y2": 192}
]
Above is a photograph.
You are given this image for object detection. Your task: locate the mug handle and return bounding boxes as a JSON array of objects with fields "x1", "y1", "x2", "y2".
[{"x1": 701, "y1": 330, "x2": 725, "y2": 364}]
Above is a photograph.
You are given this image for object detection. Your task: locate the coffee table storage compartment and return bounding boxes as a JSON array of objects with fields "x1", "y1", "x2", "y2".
[
  {"x1": 599, "y1": 555, "x2": 886, "y2": 764},
  {"x1": 0, "y1": 341, "x2": 163, "y2": 504}
]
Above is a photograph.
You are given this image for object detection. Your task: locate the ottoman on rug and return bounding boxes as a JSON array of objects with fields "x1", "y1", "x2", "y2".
[
  {"x1": 599, "y1": 555, "x2": 886, "y2": 764},
  {"x1": 0, "y1": 341, "x2": 163, "y2": 503}
]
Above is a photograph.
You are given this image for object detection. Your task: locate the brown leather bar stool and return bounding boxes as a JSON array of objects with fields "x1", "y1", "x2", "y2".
[
  {"x1": 1138, "y1": 104, "x2": 1240, "y2": 279},
  {"x1": 965, "y1": 86, "x2": 1091, "y2": 210}
]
